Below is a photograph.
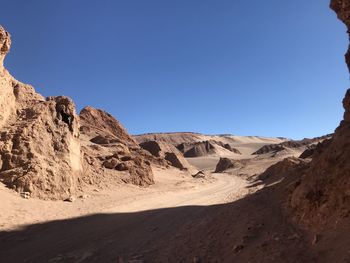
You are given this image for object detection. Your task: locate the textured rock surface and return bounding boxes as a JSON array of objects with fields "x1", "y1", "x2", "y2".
[
  {"x1": 259, "y1": 157, "x2": 309, "y2": 183},
  {"x1": 177, "y1": 140, "x2": 241, "y2": 158},
  {"x1": 215, "y1": 157, "x2": 239, "y2": 173},
  {"x1": 290, "y1": 1, "x2": 350, "y2": 227},
  {"x1": 0, "y1": 81, "x2": 82, "y2": 199},
  {"x1": 80, "y1": 106, "x2": 137, "y2": 146},
  {"x1": 139, "y1": 140, "x2": 193, "y2": 171},
  {"x1": 79, "y1": 106, "x2": 155, "y2": 187},
  {"x1": 252, "y1": 135, "x2": 332, "y2": 155},
  {"x1": 0, "y1": 26, "x2": 157, "y2": 199},
  {"x1": 177, "y1": 141, "x2": 216, "y2": 157}
]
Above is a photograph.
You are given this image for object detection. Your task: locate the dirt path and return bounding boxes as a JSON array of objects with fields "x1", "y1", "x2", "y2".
[{"x1": 0, "y1": 167, "x2": 254, "y2": 263}]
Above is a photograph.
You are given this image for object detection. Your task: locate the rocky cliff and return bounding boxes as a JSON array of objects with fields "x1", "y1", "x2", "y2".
[
  {"x1": 0, "y1": 26, "x2": 82, "y2": 199},
  {"x1": 0, "y1": 26, "x2": 157, "y2": 200},
  {"x1": 290, "y1": 1, "x2": 350, "y2": 227}
]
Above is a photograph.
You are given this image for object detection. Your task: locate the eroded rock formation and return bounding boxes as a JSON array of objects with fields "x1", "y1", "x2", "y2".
[
  {"x1": 79, "y1": 107, "x2": 156, "y2": 186},
  {"x1": 0, "y1": 26, "x2": 158, "y2": 199},
  {"x1": 139, "y1": 140, "x2": 193, "y2": 171},
  {"x1": 289, "y1": 1, "x2": 350, "y2": 227},
  {"x1": 215, "y1": 157, "x2": 241, "y2": 173},
  {"x1": 0, "y1": 27, "x2": 82, "y2": 199}
]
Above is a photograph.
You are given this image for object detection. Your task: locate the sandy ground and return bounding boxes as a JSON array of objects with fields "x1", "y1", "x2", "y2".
[
  {"x1": 0, "y1": 167, "x2": 250, "y2": 232},
  {"x1": 0, "y1": 136, "x2": 308, "y2": 263}
]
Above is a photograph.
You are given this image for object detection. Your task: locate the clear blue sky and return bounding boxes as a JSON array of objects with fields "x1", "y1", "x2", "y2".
[{"x1": 1, "y1": 0, "x2": 349, "y2": 139}]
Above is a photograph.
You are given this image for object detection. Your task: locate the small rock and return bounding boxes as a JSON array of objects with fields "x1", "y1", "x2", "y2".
[
  {"x1": 233, "y1": 244, "x2": 244, "y2": 253},
  {"x1": 192, "y1": 171, "x2": 205, "y2": 178},
  {"x1": 20, "y1": 192, "x2": 31, "y2": 199},
  {"x1": 64, "y1": 196, "x2": 76, "y2": 202},
  {"x1": 79, "y1": 194, "x2": 90, "y2": 199},
  {"x1": 103, "y1": 158, "x2": 119, "y2": 169},
  {"x1": 115, "y1": 163, "x2": 129, "y2": 171}
]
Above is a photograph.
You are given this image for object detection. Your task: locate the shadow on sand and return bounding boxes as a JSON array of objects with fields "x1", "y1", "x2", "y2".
[{"x1": 0, "y1": 172, "x2": 316, "y2": 263}]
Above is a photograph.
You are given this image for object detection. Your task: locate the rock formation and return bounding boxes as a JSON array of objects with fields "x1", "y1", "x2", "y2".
[
  {"x1": 79, "y1": 107, "x2": 156, "y2": 187},
  {"x1": 290, "y1": 1, "x2": 350, "y2": 227},
  {"x1": 139, "y1": 140, "x2": 193, "y2": 171},
  {"x1": 177, "y1": 140, "x2": 241, "y2": 158},
  {"x1": 252, "y1": 135, "x2": 332, "y2": 155},
  {"x1": 177, "y1": 141, "x2": 216, "y2": 157},
  {"x1": 258, "y1": 157, "x2": 309, "y2": 184},
  {"x1": 0, "y1": 26, "x2": 158, "y2": 199},
  {"x1": 214, "y1": 157, "x2": 241, "y2": 173},
  {"x1": 0, "y1": 27, "x2": 82, "y2": 199},
  {"x1": 80, "y1": 106, "x2": 137, "y2": 146}
]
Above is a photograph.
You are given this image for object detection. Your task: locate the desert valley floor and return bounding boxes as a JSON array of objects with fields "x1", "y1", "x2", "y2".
[{"x1": 0, "y1": 134, "x2": 331, "y2": 262}]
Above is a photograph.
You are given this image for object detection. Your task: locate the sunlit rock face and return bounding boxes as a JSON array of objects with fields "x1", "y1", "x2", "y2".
[{"x1": 0, "y1": 25, "x2": 82, "y2": 200}]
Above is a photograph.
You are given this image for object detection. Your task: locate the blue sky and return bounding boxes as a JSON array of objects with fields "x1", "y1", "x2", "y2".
[{"x1": 1, "y1": 0, "x2": 349, "y2": 139}]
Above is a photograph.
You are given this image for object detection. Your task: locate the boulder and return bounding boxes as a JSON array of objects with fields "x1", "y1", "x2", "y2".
[
  {"x1": 140, "y1": 140, "x2": 192, "y2": 170},
  {"x1": 215, "y1": 158, "x2": 238, "y2": 173}
]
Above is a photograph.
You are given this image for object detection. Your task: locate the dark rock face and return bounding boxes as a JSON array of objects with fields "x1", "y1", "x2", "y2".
[
  {"x1": 139, "y1": 141, "x2": 162, "y2": 157},
  {"x1": 177, "y1": 141, "x2": 215, "y2": 157},
  {"x1": 298, "y1": 147, "x2": 315, "y2": 159},
  {"x1": 289, "y1": 1, "x2": 350, "y2": 227},
  {"x1": 252, "y1": 144, "x2": 286, "y2": 155},
  {"x1": 177, "y1": 140, "x2": 241, "y2": 158},
  {"x1": 253, "y1": 135, "x2": 332, "y2": 155},
  {"x1": 140, "y1": 140, "x2": 192, "y2": 170},
  {"x1": 215, "y1": 158, "x2": 238, "y2": 173},
  {"x1": 331, "y1": 0, "x2": 350, "y2": 73}
]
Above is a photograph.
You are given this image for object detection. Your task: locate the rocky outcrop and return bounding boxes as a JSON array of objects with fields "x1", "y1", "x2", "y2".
[
  {"x1": 331, "y1": 0, "x2": 350, "y2": 72},
  {"x1": 252, "y1": 144, "x2": 286, "y2": 155},
  {"x1": 214, "y1": 158, "x2": 241, "y2": 173},
  {"x1": 0, "y1": 28, "x2": 82, "y2": 199},
  {"x1": 80, "y1": 106, "x2": 137, "y2": 146},
  {"x1": 139, "y1": 140, "x2": 193, "y2": 171},
  {"x1": 177, "y1": 140, "x2": 241, "y2": 158},
  {"x1": 258, "y1": 157, "x2": 309, "y2": 183},
  {"x1": 252, "y1": 135, "x2": 332, "y2": 155},
  {"x1": 177, "y1": 141, "x2": 216, "y2": 157},
  {"x1": 0, "y1": 26, "x2": 159, "y2": 199},
  {"x1": 289, "y1": 1, "x2": 350, "y2": 227},
  {"x1": 79, "y1": 107, "x2": 155, "y2": 186}
]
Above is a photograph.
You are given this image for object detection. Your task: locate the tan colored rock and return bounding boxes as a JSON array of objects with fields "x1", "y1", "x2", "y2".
[
  {"x1": 79, "y1": 106, "x2": 155, "y2": 186},
  {"x1": 80, "y1": 106, "x2": 137, "y2": 146},
  {"x1": 0, "y1": 26, "x2": 11, "y2": 69},
  {"x1": 0, "y1": 26, "x2": 83, "y2": 199}
]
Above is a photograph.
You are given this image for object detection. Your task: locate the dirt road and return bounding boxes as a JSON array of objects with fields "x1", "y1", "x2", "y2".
[{"x1": 0, "y1": 168, "x2": 251, "y2": 263}]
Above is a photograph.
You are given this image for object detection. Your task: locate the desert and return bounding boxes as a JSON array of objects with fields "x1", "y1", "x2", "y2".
[{"x1": 1, "y1": 1, "x2": 350, "y2": 262}]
